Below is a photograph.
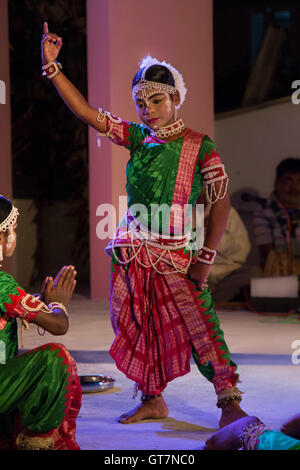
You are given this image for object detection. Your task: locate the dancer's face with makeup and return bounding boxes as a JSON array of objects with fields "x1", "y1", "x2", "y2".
[{"x1": 134, "y1": 90, "x2": 180, "y2": 130}]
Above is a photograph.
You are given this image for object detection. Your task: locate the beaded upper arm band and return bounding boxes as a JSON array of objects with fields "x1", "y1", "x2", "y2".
[
  {"x1": 200, "y1": 163, "x2": 229, "y2": 204},
  {"x1": 96, "y1": 108, "x2": 122, "y2": 147}
]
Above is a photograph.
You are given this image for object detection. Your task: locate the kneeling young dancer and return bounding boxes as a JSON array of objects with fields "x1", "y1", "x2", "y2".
[{"x1": 0, "y1": 195, "x2": 81, "y2": 450}]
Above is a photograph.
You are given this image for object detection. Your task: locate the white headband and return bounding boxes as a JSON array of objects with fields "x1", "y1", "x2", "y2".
[
  {"x1": 132, "y1": 54, "x2": 187, "y2": 109},
  {"x1": 0, "y1": 205, "x2": 19, "y2": 233}
]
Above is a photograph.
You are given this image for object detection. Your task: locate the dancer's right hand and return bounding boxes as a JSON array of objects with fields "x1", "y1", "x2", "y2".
[
  {"x1": 43, "y1": 265, "x2": 77, "y2": 306},
  {"x1": 41, "y1": 21, "x2": 63, "y2": 65}
]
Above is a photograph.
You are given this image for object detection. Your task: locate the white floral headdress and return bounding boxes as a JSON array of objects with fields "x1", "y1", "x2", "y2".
[{"x1": 132, "y1": 54, "x2": 187, "y2": 109}]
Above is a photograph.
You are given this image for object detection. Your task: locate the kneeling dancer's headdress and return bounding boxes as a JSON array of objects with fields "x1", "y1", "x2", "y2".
[
  {"x1": 0, "y1": 199, "x2": 19, "y2": 266},
  {"x1": 0, "y1": 202, "x2": 19, "y2": 233}
]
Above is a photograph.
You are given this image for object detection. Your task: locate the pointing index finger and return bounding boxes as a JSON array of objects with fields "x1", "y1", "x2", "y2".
[{"x1": 43, "y1": 21, "x2": 49, "y2": 35}]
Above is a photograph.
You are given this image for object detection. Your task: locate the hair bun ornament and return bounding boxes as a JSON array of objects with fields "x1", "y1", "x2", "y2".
[{"x1": 138, "y1": 54, "x2": 187, "y2": 109}]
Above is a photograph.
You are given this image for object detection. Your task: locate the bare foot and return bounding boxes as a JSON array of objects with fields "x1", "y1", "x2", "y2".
[
  {"x1": 219, "y1": 401, "x2": 248, "y2": 428},
  {"x1": 280, "y1": 413, "x2": 300, "y2": 440},
  {"x1": 118, "y1": 395, "x2": 169, "y2": 424},
  {"x1": 204, "y1": 416, "x2": 261, "y2": 450}
]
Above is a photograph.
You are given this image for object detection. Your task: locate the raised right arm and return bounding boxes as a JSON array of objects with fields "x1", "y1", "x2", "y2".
[{"x1": 41, "y1": 21, "x2": 106, "y2": 133}]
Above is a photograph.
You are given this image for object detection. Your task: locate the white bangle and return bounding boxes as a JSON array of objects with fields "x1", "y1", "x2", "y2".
[
  {"x1": 42, "y1": 61, "x2": 62, "y2": 79},
  {"x1": 48, "y1": 302, "x2": 68, "y2": 316}
]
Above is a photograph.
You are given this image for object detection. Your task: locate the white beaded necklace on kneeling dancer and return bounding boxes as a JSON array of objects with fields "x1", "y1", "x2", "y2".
[{"x1": 150, "y1": 119, "x2": 186, "y2": 139}]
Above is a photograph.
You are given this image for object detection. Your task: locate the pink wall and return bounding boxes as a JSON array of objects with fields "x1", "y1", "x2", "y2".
[
  {"x1": 0, "y1": 0, "x2": 12, "y2": 200},
  {"x1": 0, "y1": 0, "x2": 14, "y2": 275},
  {"x1": 87, "y1": 0, "x2": 112, "y2": 299},
  {"x1": 87, "y1": 0, "x2": 214, "y2": 299}
]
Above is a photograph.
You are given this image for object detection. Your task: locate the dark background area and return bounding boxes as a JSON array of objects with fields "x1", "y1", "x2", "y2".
[
  {"x1": 214, "y1": 0, "x2": 300, "y2": 113},
  {"x1": 8, "y1": 0, "x2": 89, "y2": 286}
]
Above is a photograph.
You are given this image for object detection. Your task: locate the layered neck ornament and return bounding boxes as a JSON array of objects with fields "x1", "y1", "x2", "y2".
[{"x1": 150, "y1": 118, "x2": 186, "y2": 140}]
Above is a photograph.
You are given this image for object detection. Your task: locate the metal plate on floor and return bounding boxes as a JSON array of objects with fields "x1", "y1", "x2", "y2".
[{"x1": 79, "y1": 375, "x2": 115, "y2": 394}]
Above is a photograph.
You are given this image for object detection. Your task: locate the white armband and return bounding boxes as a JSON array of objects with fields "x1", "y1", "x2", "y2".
[{"x1": 200, "y1": 163, "x2": 229, "y2": 204}]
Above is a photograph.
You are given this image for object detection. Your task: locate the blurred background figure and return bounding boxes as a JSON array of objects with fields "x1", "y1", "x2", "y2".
[
  {"x1": 197, "y1": 192, "x2": 253, "y2": 302},
  {"x1": 252, "y1": 157, "x2": 300, "y2": 277}
]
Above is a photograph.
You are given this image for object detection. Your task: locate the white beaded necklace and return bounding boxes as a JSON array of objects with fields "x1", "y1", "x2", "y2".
[{"x1": 151, "y1": 118, "x2": 185, "y2": 139}]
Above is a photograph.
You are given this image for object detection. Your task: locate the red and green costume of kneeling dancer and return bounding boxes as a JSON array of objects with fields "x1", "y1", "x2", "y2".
[
  {"x1": 0, "y1": 271, "x2": 81, "y2": 450},
  {"x1": 104, "y1": 117, "x2": 241, "y2": 402}
]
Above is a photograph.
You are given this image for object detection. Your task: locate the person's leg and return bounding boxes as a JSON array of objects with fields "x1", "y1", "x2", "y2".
[
  {"x1": 0, "y1": 343, "x2": 81, "y2": 450},
  {"x1": 204, "y1": 416, "x2": 260, "y2": 450},
  {"x1": 180, "y1": 278, "x2": 247, "y2": 427},
  {"x1": 109, "y1": 249, "x2": 246, "y2": 426},
  {"x1": 21, "y1": 343, "x2": 82, "y2": 450},
  {"x1": 110, "y1": 250, "x2": 170, "y2": 424},
  {"x1": 118, "y1": 393, "x2": 169, "y2": 424},
  {"x1": 281, "y1": 413, "x2": 300, "y2": 440},
  {"x1": 205, "y1": 415, "x2": 300, "y2": 450}
]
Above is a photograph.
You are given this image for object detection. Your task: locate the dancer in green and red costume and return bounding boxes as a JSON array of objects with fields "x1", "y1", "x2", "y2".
[
  {"x1": 41, "y1": 22, "x2": 248, "y2": 428},
  {"x1": 0, "y1": 195, "x2": 81, "y2": 450}
]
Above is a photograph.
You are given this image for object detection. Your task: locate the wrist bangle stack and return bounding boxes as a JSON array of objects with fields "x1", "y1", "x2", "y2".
[
  {"x1": 196, "y1": 246, "x2": 216, "y2": 265},
  {"x1": 42, "y1": 61, "x2": 62, "y2": 79},
  {"x1": 48, "y1": 302, "x2": 68, "y2": 316}
]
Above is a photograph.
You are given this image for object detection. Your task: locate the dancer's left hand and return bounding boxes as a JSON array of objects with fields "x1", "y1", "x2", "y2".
[
  {"x1": 41, "y1": 21, "x2": 63, "y2": 65},
  {"x1": 187, "y1": 262, "x2": 211, "y2": 291}
]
